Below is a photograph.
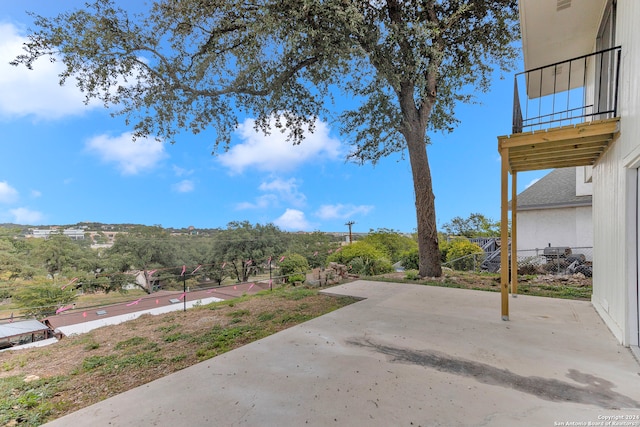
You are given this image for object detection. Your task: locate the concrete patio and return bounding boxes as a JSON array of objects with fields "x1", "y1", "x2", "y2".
[{"x1": 45, "y1": 280, "x2": 640, "y2": 426}]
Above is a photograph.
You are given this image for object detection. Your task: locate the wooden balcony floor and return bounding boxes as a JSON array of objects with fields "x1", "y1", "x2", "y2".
[{"x1": 498, "y1": 117, "x2": 620, "y2": 172}]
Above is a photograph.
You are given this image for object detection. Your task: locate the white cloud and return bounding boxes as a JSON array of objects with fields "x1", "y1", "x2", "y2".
[
  {"x1": 0, "y1": 23, "x2": 100, "y2": 119},
  {"x1": 0, "y1": 181, "x2": 19, "y2": 204},
  {"x1": 173, "y1": 165, "x2": 194, "y2": 177},
  {"x1": 273, "y1": 209, "x2": 315, "y2": 231},
  {"x1": 525, "y1": 178, "x2": 540, "y2": 189},
  {"x1": 236, "y1": 194, "x2": 278, "y2": 210},
  {"x1": 218, "y1": 117, "x2": 342, "y2": 174},
  {"x1": 259, "y1": 178, "x2": 306, "y2": 206},
  {"x1": 236, "y1": 177, "x2": 306, "y2": 210},
  {"x1": 10, "y1": 207, "x2": 44, "y2": 224},
  {"x1": 86, "y1": 132, "x2": 168, "y2": 175},
  {"x1": 31, "y1": 190, "x2": 42, "y2": 198},
  {"x1": 315, "y1": 204, "x2": 374, "y2": 220},
  {"x1": 172, "y1": 179, "x2": 195, "y2": 193}
]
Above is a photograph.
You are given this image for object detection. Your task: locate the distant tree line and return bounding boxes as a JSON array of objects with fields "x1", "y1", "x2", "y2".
[
  {"x1": 441, "y1": 213, "x2": 501, "y2": 238},
  {"x1": 1, "y1": 215, "x2": 502, "y2": 318},
  {"x1": 0, "y1": 223, "x2": 418, "y2": 318}
]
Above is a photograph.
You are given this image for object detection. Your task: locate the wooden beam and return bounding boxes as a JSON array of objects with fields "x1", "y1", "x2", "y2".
[
  {"x1": 498, "y1": 117, "x2": 619, "y2": 149},
  {"x1": 510, "y1": 139, "x2": 612, "y2": 158},
  {"x1": 511, "y1": 154, "x2": 600, "y2": 167},
  {"x1": 510, "y1": 151, "x2": 602, "y2": 164},
  {"x1": 509, "y1": 140, "x2": 611, "y2": 159},
  {"x1": 503, "y1": 132, "x2": 615, "y2": 151},
  {"x1": 510, "y1": 155, "x2": 602, "y2": 169},
  {"x1": 500, "y1": 147, "x2": 509, "y2": 321},
  {"x1": 511, "y1": 157, "x2": 600, "y2": 172},
  {"x1": 511, "y1": 172, "x2": 518, "y2": 298}
]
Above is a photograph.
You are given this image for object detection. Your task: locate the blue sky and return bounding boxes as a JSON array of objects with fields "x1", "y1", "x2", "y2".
[{"x1": 0, "y1": 2, "x2": 547, "y2": 233}]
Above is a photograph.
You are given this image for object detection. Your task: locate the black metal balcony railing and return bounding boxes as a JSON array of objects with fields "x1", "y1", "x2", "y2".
[{"x1": 513, "y1": 46, "x2": 621, "y2": 134}]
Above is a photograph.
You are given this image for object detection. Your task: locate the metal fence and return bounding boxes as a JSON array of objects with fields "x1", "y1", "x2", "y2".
[
  {"x1": 443, "y1": 246, "x2": 593, "y2": 277},
  {"x1": 515, "y1": 247, "x2": 592, "y2": 277},
  {"x1": 512, "y1": 46, "x2": 621, "y2": 133}
]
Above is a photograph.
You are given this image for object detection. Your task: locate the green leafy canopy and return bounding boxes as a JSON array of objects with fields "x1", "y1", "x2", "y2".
[
  {"x1": 12, "y1": 1, "x2": 520, "y2": 277},
  {"x1": 13, "y1": 0, "x2": 519, "y2": 160}
]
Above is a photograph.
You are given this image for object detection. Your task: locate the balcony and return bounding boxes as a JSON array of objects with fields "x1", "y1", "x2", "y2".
[
  {"x1": 496, "y1": 47, "x2": 621, "y2": 321},
  {"x1": 498, "y1": 46, "x2": 621, "y2": 173}
]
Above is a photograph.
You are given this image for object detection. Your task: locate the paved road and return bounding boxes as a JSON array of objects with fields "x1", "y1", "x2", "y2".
[{"x1": 44, "y1": 281, "x2": 272, "y2": 333}]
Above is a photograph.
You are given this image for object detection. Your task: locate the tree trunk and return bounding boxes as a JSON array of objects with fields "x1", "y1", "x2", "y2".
[
  {"x1": 141, "y1": 268, "x2": 152, "y2": 294},
  {"x1": 405, "y1": 127, "x2": 442, "y2": 278}
]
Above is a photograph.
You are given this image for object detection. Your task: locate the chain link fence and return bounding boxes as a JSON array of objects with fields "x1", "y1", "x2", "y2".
[
  {"x1": 514, "y1": 247, "x2": 592, "y2": 277},
  {"x1": 443, "y1": 244, "x2": 593, "y2": 277}
]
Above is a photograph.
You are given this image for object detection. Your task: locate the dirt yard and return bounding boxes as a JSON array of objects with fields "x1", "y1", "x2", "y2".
[{"x1": 0, "y1": 287, "x2": 356, "y2": 426}]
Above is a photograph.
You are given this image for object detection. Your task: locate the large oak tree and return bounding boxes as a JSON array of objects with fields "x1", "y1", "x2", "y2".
[{"x1": 13, "y1": 0, "x2": 519, "y2": 277}]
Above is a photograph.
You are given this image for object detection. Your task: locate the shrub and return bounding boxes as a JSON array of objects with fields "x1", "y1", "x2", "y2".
[
  {"x1": 347, "y1": 256, "x2": 394, "y2": 276},
  {"x1": 445, "y1": 239, "x2": 485, "y2": 271},
  {"x1": 287, "y1": 273, "x2": 306, "y2": 283},
  {"x1": 404, "y1": 269, "x2": 420, "y2": 280},
  {"x1": 361, "y1": 230, "x2": 417, "y2": 263},
  {"x1": 327, "y1": 241, "x2": 383, "y2": 264},
  {"x1": 439, "y1": 239, "x2": 451, "y2": 263},
  {"x1": 399, "y1": 248, "x2": 419, "y2": 270},
  {"x1": 327, "y1": 242, "x2": 393, "y2": 275},
  {"x1": 279, "y1": 253, "x2": 310, "y2": 284}
]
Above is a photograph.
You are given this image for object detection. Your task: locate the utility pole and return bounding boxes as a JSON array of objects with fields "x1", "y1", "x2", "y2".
[{"x1": 345, "y1": 221, "x2": 355, "y2": 244}]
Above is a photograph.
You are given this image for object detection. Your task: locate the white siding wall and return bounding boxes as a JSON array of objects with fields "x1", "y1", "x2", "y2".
[
  {"x1": 575, "y1": 206, "x2": 593, "y2": 249},
  {"x1": 591, "y1": 0, "x2": 640, "y2": 346},
  {"x1": 517, "y1": 206, "x2": 592, "y2": 255},
  {"x1": 575, "y1": 166, "x2": 593, "y2": 196}
]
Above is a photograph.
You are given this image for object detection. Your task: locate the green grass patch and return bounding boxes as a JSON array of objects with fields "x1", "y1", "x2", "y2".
[
  {"x1": 278, "y1": 313, "x2": 313, "y2": 324},
  {"x1": 195, "y1": 348, "x2": 217, "y2": 360},
  {"x1": 82, "y1": 355, "x2": 118, "y2": 371},
  {"x1": 115, "y1": 336, "x2": 148, "y2": 351},
  {"x1": 82, "y1": 351, "x2": 164, "y2": 373},
  {"x1": 143, "y1": 342, "x2": 160, "y2": 352},
  {"x1": 0, "y1": 375, "x2": 67, "y2": 427},
  {"x1": 521, "y1": 284, "x2": 592, "y2": 300},
  {"x1": 257, "y1": 311, "x2": 276, "y2": 322},
  {"x1": 163, "y1": 332, "x2": 190, "y2": 343},
  {"x1": 155, "y1": 324, "x2": 179, "y2": 333},
  {"x1": 279, "y1": 287, "x2": 317, "y2": 300},
  {"x1": 84, "y1": 341, "x2": 100, "y2": 351},
  {"x1": 118, "y1": 352, "x2": 164, "y2": 369},
  {"x1": 368, "y1": 273, "x2": 591, "y2": 301},
  {"x1": 192, "y1": 325, "x2": 268, "y2": 359},
  {"x1": 205, "y1": 292, "x2": 260, "y2": 310},
  {"x1": 228, "y1": 309, "x2": 250, "y2": 318},
  {"x1": 2, "y1": 355, "x2": 28, "y2": 372}
]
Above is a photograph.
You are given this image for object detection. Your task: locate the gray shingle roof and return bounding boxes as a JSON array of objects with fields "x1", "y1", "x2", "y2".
[{"x1": 515, "y1": 167, "x2": 592, "y2": 210}]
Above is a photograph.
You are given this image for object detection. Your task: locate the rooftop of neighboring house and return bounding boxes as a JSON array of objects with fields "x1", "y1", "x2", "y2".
[
  {"x1": 515, "y1": 167, "x2": 592, "y2": 210},
  {"x1": 0, "y1": 319, "x2": 50, "y2": 341}
]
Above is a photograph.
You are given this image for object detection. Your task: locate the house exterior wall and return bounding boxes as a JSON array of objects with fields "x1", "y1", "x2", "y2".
[
  {"x1": 591, "y1": 0, "x2": 640, "y2": 347},
  {"x1": 517, "y1": 206, "x2": 592, "y2": 255},
  {"x1": 575, "y1": 166, "x2": 593, "y2": 196}
]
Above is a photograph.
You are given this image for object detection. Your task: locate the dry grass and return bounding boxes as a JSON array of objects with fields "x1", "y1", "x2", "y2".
[{"x1": 0, "y1": 286, "x2": 356, "y2": 426}]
